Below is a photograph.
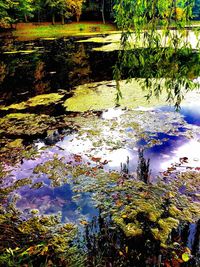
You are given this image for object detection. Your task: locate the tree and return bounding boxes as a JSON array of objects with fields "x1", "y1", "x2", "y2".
[
  {"x1": 45, "y1": 0, "x2": 84, "y2": 24},
  {"x1": 15, "y1": 0, "x2": 35, "y2": 22},
  {"x1": 101, "y1": 0, "x2": 105, "y2": 24},
  {"x1": 0, "y1": 0, "x2": 17, "y2": 28},
  {"x1": 32, "y1": 0, "x2": 44, "y2": 22},
  {"x1": 67, "y1": 0, "x2": 84, "y2": 22},
  {"x1": 45, "y1": 0, "x2": 60, "y2": 24},
  {"x1": 0, "y1": 1, "x2": 10, "y2": 27},
  {"x1": 113, "y1": 0, "x2": 200, "y2": 108}
]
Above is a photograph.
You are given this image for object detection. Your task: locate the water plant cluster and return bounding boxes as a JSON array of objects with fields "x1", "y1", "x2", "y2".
[{"x1": 1, "y1": 89, "x2": 200, "y2": 265}]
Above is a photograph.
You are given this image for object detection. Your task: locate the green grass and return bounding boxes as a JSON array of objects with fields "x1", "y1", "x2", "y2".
[{"x1": 14, "y1": 22, "x2": 117, "y2": 40}]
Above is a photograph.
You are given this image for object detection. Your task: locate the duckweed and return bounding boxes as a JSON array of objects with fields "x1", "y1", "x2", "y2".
[{"x1": 2, "y1": 93, "x2": 64, "y2": 111}]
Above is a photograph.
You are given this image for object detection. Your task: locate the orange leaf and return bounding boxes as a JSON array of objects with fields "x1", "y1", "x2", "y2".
[
  {"x1": 116, "y1": 200, "x2": 123, "y2": 207},
  {"x1": 74, "y1": 155, "x2": 82, "y2": 162},
  {"x1": 80, "y1": 220, "x2": 88, "y2": 225},
  {"x1": 91, "y1": 157, "x2": 101, "y2": 162}
]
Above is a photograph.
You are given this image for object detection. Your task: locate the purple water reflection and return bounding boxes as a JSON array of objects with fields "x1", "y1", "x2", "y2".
[{"x1": 2, "y1": 104, "x2": 200, "y2": 224}]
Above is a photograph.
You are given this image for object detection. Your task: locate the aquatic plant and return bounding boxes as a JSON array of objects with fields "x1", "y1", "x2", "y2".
[
  {"x1": 0, "y1": 202, "x2": 82, "y2": 267},
  {"x1": 1, "y1": 93, "x2": 64, "y2": 111}
]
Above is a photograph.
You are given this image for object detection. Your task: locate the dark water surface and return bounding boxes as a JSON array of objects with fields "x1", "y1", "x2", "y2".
[{"x1": 0, "y1": 34, "x2": 117, "y2": 105}]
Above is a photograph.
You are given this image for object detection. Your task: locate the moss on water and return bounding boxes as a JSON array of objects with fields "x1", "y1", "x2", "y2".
[
  {"x1": 78, "y1": 33, "x2": 121, "y2": 44},
  {"x1": 6, "y1": 139, "x2": 23, "y2": 148},
  {"x1": 33, "y1": 157, "x2": 70, "y2": 187},
  {"x1": 0, "y1": 205, "x2": 79, "y2": 266},
  {"x1": 152, "y1": 217, "x2": 180, "y2": 247},
  {"x1": 63, "y1": 80, "x2": 168, "y2": 112},
  {"x1": 0, "y1": 113, "x2": 56, "y2": 136},
  {"x1": 3, "y1": 50, "x2": 36, "y2": 54},
  {"x1": 2, "y1": 93, "x2": 64, "y2": 111},
  {"x1": 33, "y1": 155, "x2": 200, "y2": 247}
]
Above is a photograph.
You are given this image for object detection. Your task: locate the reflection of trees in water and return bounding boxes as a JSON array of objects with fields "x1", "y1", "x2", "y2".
[
  {"x1": 114, "y1": 47, "x2": 200, "y2": 108},
  {"x1": 0, "y1": 38, "x2": 94, "y2": 104},
  {"x1": 192, "y1": 220, "x2": 200, "y2": 265},
  {"x1": 0, "y1": 61, "x2": 7, "y2": 83},
  {"x1": 83, "y1": 213, "x2": 200, "y2": 266},
  {"x1": 68, "y1": 42, "x2": 91, "y2": 86},
  {"x1": 0, "y1": 50, "x2": 43, "y2": 103},
  {"x1": 34, "y1": 61, "x2": 50, "y2": 94}
]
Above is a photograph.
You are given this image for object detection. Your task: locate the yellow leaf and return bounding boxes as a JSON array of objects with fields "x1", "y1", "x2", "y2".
[
  {"x1": 119, "y1": 251, "x2": 123, "y2": 256},
  {"x1": 182, "y1": 252, "x2": 190, "y2": 262}
]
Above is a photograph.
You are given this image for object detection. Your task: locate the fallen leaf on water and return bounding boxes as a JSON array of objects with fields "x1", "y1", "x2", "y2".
[
  {"x1": 80, "y1": 220, "x2": 88, "y2": 225},
  {"x1": 119, "y1": 251, "x2": 123, "y2": 256},
  {"x1": 164, "y1": 261, "x2": 171, "y2": 267},
  {"x1": 91, "y1": 157, "x2": 101, "y2": 162},
  {"x1": 182, "y1": 252, "x2": 190, "y2": 262},
  {"x1": 167, "y1": 167, "x2": 176, "y2": 172},
  {"x1": 74, "y1": 154, "x2": 82, "y2": 162},
  {"x1": 179, "y1": 157, "x2": 188, "y2": 164},
  {"x1": 116, "y1": 200, "x2": 123, "y2": 207}
]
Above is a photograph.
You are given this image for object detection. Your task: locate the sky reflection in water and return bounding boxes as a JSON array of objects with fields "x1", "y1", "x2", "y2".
[{"x1": 3, "y1": 103, "x2": 200, "y2": 224}]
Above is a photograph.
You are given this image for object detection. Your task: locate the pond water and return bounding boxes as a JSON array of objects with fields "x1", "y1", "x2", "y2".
[{"x1": 0, "y1": 33, "x2": 200, "y2": 266}]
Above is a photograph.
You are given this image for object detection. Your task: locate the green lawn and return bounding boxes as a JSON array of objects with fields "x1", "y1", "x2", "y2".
[{"x1": 14, "y1": 22, "x2": 117, "y2": 40}]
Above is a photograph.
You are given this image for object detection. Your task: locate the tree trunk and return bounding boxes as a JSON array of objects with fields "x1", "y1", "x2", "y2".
[
  {"x1": 61, "y1": 14, "x2": 65, "y2": 25},
  {"x1": 52, "y1": 13, "x2": 55, "y2": 25},
  {"x1": 24, "y1": 14, "x2": 28, "y2": 23},
  {"x1": 101, "y1": 0, "x2": 105, "y2": 24},
  {"x1": 37, "y1": 11, "x2": 40, "y2": 23},
  {"x1": 76, "y1": 14, "x2": 80, "y2": 22}
]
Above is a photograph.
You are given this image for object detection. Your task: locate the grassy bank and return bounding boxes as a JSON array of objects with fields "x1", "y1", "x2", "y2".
[{"x1": 13, "y1": 22, "x2": 117, "y2": 40}]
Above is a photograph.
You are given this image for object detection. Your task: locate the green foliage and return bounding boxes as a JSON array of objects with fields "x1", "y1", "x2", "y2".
[
  {"x1": 0, "y1": 0, "x2": 200, "y2": 28},
  {"x1": 45, "y1": 0, "x2": 84, "y2": 24},
  {"x1": 15, "y1": 0, "x2": 35, "y2": 22},
  {"x1": 0, "y1": 0, "x2": 17, "y2": 27}
]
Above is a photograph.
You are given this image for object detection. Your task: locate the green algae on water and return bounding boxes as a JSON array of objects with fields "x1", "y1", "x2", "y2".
[
  {"x1": 63, "y1": 80, "x2": 169, "y2": 112},
  {"x1": 2, "y1": 93, "x2": 64, "y2": 111},
  {"x1": 0, "y1": 113, "x2": 56, "y2": 136}
]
